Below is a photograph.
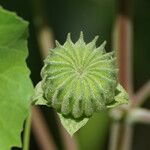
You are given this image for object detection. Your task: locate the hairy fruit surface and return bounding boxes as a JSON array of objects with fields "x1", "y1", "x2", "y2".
[{"x1": 39, "y1": 32, "x2": 119, "y2": 119}]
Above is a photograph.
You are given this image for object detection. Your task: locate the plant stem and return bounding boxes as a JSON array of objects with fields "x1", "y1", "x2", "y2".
[
  {"x1": 133, "y1": 80, "x2": 150, "y2": 107},
  {"x1": 23, "y1": 112, "x2": 31, "y2": 150},
  {"x1": 109, "y1": 121, "x2": 120, "y2": 150},
  {"x1": 121, "y1": 122, "x2": 133, "y2": 150},
  {"x1": 110, "y1": 0, "x2": 133, "y2": 150},
  {"x1": 32, "y1": 107, "x2": 56, "y2": 150}
]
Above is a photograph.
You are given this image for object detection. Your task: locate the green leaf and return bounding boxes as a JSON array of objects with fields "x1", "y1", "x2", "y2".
[
  {"x1": 107, "y1": 84, "x2": 129, "y2": 108},
  {"x1": 58, "y1": 113, "x2": 89, "y2": 136},
  {"x1": 0, "y1": 7, "x2": 33, "y2": 150},
  {"x1": 77, "y1": 112, "x2": 109, "y2": 150}
]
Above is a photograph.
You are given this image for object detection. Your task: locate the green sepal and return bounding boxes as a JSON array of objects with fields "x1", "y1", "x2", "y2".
[
  {"x1": 31, "y1": 81, "x2": 50, "y2": 106},
  {"x1": 106, "y1": 84, "x2": 129, "y2": 108},
  {"x1": 58, "y1": 113, "x2": 89, "y2": 136}
]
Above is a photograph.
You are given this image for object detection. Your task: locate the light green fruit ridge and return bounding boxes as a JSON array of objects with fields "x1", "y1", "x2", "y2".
[{"x1": 40, "y1": 32, "x2": 118, "y2": 119}]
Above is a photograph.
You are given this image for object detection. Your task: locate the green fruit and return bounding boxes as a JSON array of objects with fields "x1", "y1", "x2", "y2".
[{"x1": 40, "y1": 32, "x2": 118, "y2": 119}]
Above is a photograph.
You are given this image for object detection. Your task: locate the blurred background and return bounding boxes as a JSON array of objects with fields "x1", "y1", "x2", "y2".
[{"x1": 0, "y1": 0, "x2": 150, "y2": 149}]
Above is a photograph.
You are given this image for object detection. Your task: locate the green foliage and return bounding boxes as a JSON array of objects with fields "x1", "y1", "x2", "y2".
[
  {"x1": 77, "y1": 112, "x2": 109, "y2": 150},
  {"x1": 32, "y1": 32, "x2": 128, "y2": 135},
  {"x1": 0, "y1": 7, "x2": 33, "y2": 150}
]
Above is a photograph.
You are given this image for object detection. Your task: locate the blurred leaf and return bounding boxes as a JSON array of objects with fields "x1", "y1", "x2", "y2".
[
  {"x1": 77, "y1": 112, "x2": 109, "y2": 150},
  {"x1": 58, "y1": 113, "x2": 89, "y2": 136},
  {"x1": 0, "y1": 7, "x2": 33, "y2": 150}
]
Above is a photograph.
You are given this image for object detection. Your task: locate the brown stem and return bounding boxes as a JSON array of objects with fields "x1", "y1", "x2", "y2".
[
  {"x1": 109, "y1": 121, "x2": 121, "y2": 150},
  {"x1": 37, "y1": 25, "x2": 54, "y2": 58},
  {"x1": 117, "y1": 15, "x2": 133, "y2": 97},
  {"x1": 110, "y1": 0, "x2": 133, "y2": 150},
  {"x1": 121, "y1": 122, "x2": 133, "y2": 150},
  {"x1": 32, "y1": 107, "x2": 56, "y2": 150},
  {"x1": 128, "y1": 108, "x2": 150, "y2": 124},
  {"x1": 132, "y1": 80, "x2": 150, "y2": 107},
  {"x1": 113, "y1": 11, "x2": 133, "y2": 96}
]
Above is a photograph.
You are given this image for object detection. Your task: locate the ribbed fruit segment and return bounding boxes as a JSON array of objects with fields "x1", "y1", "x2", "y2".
[{"x1": 41, "y1": 32, "x2": 118, "y2": 119}]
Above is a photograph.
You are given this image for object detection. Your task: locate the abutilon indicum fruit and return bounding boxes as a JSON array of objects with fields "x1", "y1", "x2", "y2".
[{"x1": 32, "y1": 32, "x2": 128, "y2": 135}]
